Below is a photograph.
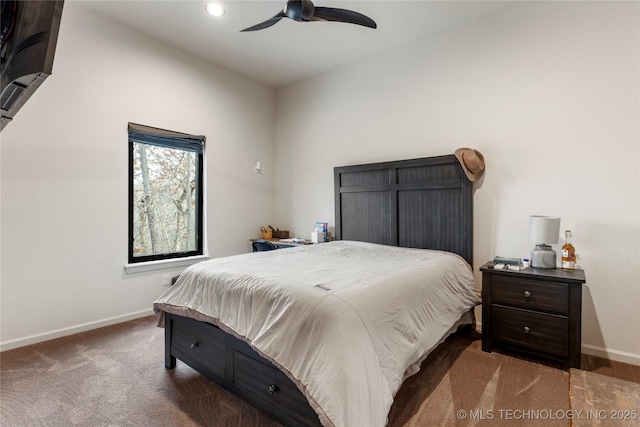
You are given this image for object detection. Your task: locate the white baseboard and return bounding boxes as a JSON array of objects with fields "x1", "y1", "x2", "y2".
[
  {"x1": 581, "y1": 343, "x2": 640, "y2": 366},
  {"x1": 474, "y1": 320, "x2": 639, "y2": 367},
  {"x1": 0, "y1": 309, "x2": 155, "y2": 352}
]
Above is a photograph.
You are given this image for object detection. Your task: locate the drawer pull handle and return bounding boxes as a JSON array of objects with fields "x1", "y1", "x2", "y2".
[
  {"x1": 523, "y1": 290, "x2": 532, "y2": 298},
  {"x1": 268, "y1": 384, "x2": 278, "y2": 395},
  {"x1": 523, "y1": 326, "x2": 531, "y2": 334},
  {"x1": 190, "y1": 342, "x2": 198, "y2": 349}
]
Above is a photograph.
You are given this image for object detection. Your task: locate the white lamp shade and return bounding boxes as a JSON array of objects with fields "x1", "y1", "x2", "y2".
[{"x1": 528, "y1": 216, "x2": 561, "y2": 244}]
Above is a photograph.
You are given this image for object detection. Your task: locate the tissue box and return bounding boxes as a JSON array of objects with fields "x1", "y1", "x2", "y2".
[{"x1": 311, "y1": 231, "x2": 324, "y2": 244}]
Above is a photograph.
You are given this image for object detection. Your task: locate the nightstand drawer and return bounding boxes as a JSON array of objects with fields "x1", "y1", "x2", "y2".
[
  {"x1": 492, "y1": 276, "x2": 568, "y2": 314},
  {"x1": 492, "y1": 305, "x2": 569, "y2": 357}
]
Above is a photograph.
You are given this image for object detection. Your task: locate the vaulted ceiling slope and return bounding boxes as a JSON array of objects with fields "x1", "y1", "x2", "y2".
[{"x1": 80, "y1": 1, "x2": 512, "y2": 88}]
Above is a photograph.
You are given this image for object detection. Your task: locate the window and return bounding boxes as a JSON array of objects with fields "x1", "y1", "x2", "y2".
[{"x1": 128, "y1": 123, "x2": 204, "y2": 263}]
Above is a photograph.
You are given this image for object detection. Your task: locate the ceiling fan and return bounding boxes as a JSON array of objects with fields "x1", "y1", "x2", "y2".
[{"x1": 241, "y1": 0, "x2": 377, "y2": 32}]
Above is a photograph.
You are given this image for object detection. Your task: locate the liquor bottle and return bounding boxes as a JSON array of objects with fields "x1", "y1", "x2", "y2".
[{"x1": 561, "y1": 230, "x2": 576, "y2": 270}]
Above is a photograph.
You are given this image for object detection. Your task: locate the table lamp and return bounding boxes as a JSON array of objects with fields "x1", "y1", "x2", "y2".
[{"x1": 529, "y1": 215, "x2": 561, "y2": 268}]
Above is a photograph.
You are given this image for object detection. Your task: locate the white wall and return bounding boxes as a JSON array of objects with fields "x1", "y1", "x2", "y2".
[
  {"x1": 0, "y1": 2, "x2": 276, "y2": 348},
  {"x1": 274, "y1": 1, "x2": 640, "y2": 364}
]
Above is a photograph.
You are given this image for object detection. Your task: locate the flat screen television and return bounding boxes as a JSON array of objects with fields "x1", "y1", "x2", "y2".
[{"x1": 1, "y1": 0, "x2": 64, "y2": 131}]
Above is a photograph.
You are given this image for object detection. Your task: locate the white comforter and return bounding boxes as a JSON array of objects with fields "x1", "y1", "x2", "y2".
[{"x1": 153, "y1": 240, "x2": 480, "y2": 427}]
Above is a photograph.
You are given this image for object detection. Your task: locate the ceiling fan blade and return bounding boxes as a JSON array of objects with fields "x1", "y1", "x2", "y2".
[
  {"x1": 240, "y1": 11, "x2": 286, "y2": 32},
  {"x1": 312, "y1": 7, "x2": 377, "y2": 29}
]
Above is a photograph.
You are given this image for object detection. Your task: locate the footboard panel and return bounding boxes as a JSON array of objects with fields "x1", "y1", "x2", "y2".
[{"x1": 164, "y1": 312, "x2": 322, "y2": 427}]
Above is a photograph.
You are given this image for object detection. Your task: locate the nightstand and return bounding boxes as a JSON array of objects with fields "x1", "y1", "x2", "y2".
[{"x1": 480, "y1": 262, "x2": 586, "y2": 369}]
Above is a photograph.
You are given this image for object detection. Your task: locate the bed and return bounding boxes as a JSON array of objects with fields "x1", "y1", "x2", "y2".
[{"x1": 154, "y1": 154, "x2": 479, "y2": 427}]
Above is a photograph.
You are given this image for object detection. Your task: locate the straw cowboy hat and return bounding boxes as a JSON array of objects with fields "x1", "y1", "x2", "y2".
[{"x1": 455, "y1": 148, "x2": 486, "y2": 182}]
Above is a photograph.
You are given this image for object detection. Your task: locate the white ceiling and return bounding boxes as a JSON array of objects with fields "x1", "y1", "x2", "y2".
[{"x1": 78, "y1": 0, "x2": 513, "y2": 88}]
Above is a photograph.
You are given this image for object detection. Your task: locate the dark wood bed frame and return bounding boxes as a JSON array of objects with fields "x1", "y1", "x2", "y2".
[
  {"x1": 334, "y1": 155, "x2": 473, "y2": 265},
  {"x1": 164, "y1": 154, "x2": 473, "y2": 427}
]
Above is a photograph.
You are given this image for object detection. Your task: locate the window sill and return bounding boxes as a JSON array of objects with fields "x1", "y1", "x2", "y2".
[{"x1": 124, "y1": 255, "x2": 209, "y2": 274}]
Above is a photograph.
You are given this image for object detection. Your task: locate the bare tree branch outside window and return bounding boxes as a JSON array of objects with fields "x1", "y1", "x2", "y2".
[
  {"x1": 132, "y1": 143, "x2": 198, "y2": 258},
  {"x1": 128, "y1": 123, "x2": 204, "y2": 263}
]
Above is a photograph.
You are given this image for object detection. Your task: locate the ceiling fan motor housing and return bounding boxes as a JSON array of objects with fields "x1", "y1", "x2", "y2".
[{"x1": 285, "y1": 0, "x2": 315, "y2": 21}]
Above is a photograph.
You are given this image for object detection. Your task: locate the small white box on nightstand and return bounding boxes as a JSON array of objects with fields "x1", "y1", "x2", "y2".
[{"x1": 311, "y1": 231, "x2": 324, "y2": 243}]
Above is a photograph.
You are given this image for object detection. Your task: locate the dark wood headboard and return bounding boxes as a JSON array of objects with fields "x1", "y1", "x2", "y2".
[{"x1": 334, "y1": 155, "x2": 473, "y2": 265}]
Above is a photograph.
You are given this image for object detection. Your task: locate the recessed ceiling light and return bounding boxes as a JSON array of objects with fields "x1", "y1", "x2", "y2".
[{"x1": 205, "y1": 3, "x2": 225, "y2": 17}]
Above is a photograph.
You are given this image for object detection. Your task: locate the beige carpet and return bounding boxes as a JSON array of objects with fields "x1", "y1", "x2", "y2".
[
  {"x1": 570, "y1": 369, "x2": 640, "y2": 427},
  {"x1": 389, "y1": 336, "x2": 570, "y2": 427},
  {"x1": 1, "y1": 316, "x2": 638, "y2": 427}
]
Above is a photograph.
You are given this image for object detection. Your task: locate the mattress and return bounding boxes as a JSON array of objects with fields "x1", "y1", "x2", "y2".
[{"x1": 153, "y1": 240, "x2": 481, "y2": 427}]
